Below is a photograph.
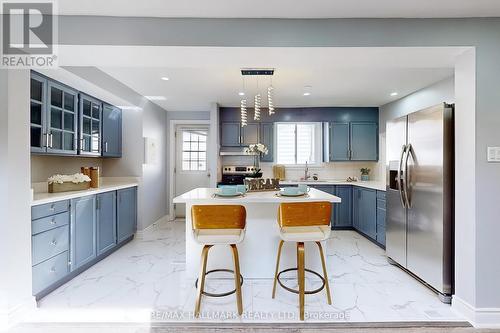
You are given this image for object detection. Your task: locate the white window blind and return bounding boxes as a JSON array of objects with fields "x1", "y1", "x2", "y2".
[{"x1": 276, "y1": 123, "x2": 321, "y2": 165}]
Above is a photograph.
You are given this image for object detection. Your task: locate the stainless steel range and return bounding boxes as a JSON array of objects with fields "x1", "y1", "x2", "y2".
[{"x1": 220, "y1": 165, "x2": 257, "y2": 185}]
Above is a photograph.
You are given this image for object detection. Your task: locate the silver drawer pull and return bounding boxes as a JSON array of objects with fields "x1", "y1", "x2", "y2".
[
  {"x1": 50, "y1": 218, "x2": 56, "y2": 225},
  {"x1": 49, "y1": 267, "x2": 56, "y2": 273},
  {"x1": 50, "y1": 240, "x2": 57, "y2": 246},
  {"x1": 49, "y1": 204, "x2": 55, "y2": 211}
]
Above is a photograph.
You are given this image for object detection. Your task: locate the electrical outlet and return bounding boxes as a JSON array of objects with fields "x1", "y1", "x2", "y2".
[{"x1": 487, "y1": 147, "x2": 500, "y2": 162}]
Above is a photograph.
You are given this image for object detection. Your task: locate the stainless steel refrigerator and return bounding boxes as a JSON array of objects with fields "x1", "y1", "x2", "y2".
[{"x1": 386, "y1": 103, "x2": 454, "y2": 303}]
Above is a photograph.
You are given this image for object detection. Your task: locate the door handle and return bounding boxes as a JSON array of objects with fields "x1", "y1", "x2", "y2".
[
  {"x1": 397, "y1": 144, "x2": 407, "y2": 208},
  {"x1": 403, "y1": 143, "x2": 413, "y2": 208}
]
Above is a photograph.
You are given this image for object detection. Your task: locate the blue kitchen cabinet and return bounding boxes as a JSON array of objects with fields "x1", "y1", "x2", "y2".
[
  {"x1": 355, "y1": 187, "x2": 377, "y2": 239},
  {"x1": 79, "y1": 93, "x2": 102, "y2": 156},
  {"x1": 350, "y1": 122, "x2": 378, "y2": 161},
  {"x1": 30, "y1": 73, "x2": 47, "y2": 153},
  {"x1": 117, "y1": 187, "x2": 137, "y2": 243},
  {"x1": 329, "y1": 122, "x2": 350, "y2": 161},
  {"x1": 376, "y1": 191, "x2": 386, "y2": 246},
  {"x1": 242, "y1": 123, "x2": 259, "y2": 145},
  {"x1": 334, "y1": 185, "x2": 353, "y2": 228},
  {"x1": 102, "y1": 104, "x2": 122, "y2": 157},
  {"x1": 328, "y1": 121, "x2": 378, "y2": 161},
  {"x1": 260, "y1": 123, "x2": 274, "y2": 162},
  {"x1": 97, "y1": 191, "x2": 117, "y2": 255},
  {"x1": 70, "y1": 195, "x2": 97, "y2": 270},
  {"x1": 221, "y1": 122, "x2": 241, "y2": 147}
]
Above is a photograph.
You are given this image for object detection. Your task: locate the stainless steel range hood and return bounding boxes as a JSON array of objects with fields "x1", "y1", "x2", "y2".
[{"x1": 219, "y1": 149, "x2": 258, "y2": 156}]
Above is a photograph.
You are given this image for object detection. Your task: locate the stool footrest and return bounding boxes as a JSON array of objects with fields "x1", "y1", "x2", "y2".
[
  {"x1": 277, "y1": 268, "x2": 326, "y2": 295},
  {"x1": 194, "y1": 269, "x2": 244, "y2": 298}
]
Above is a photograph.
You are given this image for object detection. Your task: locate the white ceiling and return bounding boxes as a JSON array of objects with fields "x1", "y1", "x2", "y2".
[
  {"x1": 96, "y1": 47, "x2": 463, "y2": 111},
  {"x1": 58, "y1": 0, "x2": 500, "y2": 18}
]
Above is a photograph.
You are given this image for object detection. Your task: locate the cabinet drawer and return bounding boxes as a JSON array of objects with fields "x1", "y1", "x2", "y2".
[
  {"x1": 32, "y1": 212, "x2": 69, "y2": 235},
  {"x1": 376, "y1": 191, "x2": 386, "y2": 200},
  {"x1": 32, "y1": 225, "x2": 69, "y2": 265},
  {"x1": 32, "y1": 200, "x2": 69, "y2": 220},
  {"x1": 32, "y1": 251, "x2": 69, "y2": 295}
]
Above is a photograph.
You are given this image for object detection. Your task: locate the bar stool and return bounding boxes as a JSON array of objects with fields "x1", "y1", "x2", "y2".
[
  {"x1": 271, "y1": 202, "x2": 332, "y2": 320},
  {"x1": 191, "y1": 205, "x2": 246, "y2": 318}
]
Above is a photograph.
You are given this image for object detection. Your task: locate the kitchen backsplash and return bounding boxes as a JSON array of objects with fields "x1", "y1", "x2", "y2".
[
  {"x1": 221, "y1": 156, "x2": 383, "y2": 181},
  {"x1": 31, "y1": 156, "x2": 103, "y2": 183}
]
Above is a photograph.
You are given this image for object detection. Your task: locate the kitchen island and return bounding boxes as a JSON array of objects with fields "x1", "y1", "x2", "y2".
[{"x1": 173, "y1": 187, "x2": 341, "y2": 279}]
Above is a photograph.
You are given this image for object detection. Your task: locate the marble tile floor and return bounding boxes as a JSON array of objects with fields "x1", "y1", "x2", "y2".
[{"x1": 20, "y1": 220, "x2": 465, "y2": 325}]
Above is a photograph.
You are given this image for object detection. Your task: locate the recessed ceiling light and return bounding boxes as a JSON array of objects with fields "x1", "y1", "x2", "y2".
[
  {"x1": 145, "y1": 96, "x2": 167, "y2": 101},
  {"x1": 238, "y1": 92, "x2": 245, "y2": 96},
  {"x1": 390, "y1": 92, "x2": 399, "y2": 96},
  {"x1": 161, "y1": 77, "x2": 170, "y2": 81},
  {"x1": 303, "y1": 92, "x2": 311, "y2": 96}
]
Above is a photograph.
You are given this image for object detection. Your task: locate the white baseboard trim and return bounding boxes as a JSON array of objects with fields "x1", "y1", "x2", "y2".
[
  {"x1": 1, "y1": 296, "x2": 36, "y2": 330},
  {"x1": 135, "y1": 214, "x2": 171, "y2": 239},
  {"x1": 453, "y1": 295, "x2": 500, "y2": 328}
]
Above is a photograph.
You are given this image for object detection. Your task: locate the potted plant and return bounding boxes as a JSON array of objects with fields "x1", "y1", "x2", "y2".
[
  {"x1": 360, "y1": 168, "x2": 371, "y2": 181},
  {"x1": 244, "y1": 143, "x2": 268, "y2": 174}
]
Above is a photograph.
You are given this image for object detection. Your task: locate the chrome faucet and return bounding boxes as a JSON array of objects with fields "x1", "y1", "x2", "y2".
[{"x1": 303, "y1": 161, "x2": 311, "y2": 180}]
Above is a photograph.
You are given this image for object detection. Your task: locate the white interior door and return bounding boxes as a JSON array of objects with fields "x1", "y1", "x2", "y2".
[{"x1": 174, "y1": 126, "x2": 210, "y2": 218}]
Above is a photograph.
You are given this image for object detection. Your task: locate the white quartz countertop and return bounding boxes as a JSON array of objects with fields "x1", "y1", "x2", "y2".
[
  {"x1": 173, "y1": 187, "x2": 341, "y2": 204},
  {"x1": 31, "y1": 180, "x2": 139, "y2": 206},
  {"x1": 279, "y1": 180, "x2": 386, "y2": 191}
]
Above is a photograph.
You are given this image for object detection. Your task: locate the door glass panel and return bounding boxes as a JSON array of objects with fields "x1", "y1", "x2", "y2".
[
  {"x1": 31, "y1": 79, "x2": 43, "y2": 101},
  {"x1": 92, "y1": 119, "x2": 100, "y2": 135},
  {"x1": 51, "y1": 131, "x2": 62, "y2": 149},
  {"x1": 51, "y1": 87, "x2": 63, "y2": 108},
  {"x1": 30, "y1": 102, "x2": 42, "y2": 125},
  {"x1": 31, "y1": 127, "x2": 42, "y2": 147},
  {"x1": 64, "y1": 93, "x2": 75, "y2": 111},
  {"x1": 63, "y1": 132, "x2": 74, "y2": 150},
  {"x1": 84, "y1": 136, "x2": 91, "y2": 151},
  {"x1": 64, "y1": 112, "x2": 74, "y2": 131},
  {"x1": 83, "y1": 117, "x2": 91, "y2": 134},
  {"x1": 50, "y1": 108, "x2": 62, "y2": 129},
  {"x1": 92, "y1": 104, "x2": 100, "y2": 119},
  {"x1": 83, "y1": 99, "x2": 91, "y2": 116}
]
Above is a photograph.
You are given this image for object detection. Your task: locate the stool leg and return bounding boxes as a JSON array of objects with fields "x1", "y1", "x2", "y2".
[
  {"x1": 230, "y1": 244, "x2": 243, "y2": 315},
  {"x1": 195, "y1": 245, "x2": 211, "y2": 318},
  {"x1": 316, "y1": 241, "x2": 332, "y2": 305},
  {"x1": 297, "y1": 242, "x2": 305, "y2": 321},
  {"x1": 272, "y1": 240, "x2": 285, "y2": 299}
]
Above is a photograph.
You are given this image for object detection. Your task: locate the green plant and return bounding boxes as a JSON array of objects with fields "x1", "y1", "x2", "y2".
[{"x1": 360, "y1": 168, "x2": 371, "y2": 175}]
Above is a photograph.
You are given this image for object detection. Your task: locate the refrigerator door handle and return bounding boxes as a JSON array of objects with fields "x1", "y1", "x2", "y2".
[
  {"x1": 403, "y1": 143, "x2": 414, "y2": 208},
  {"x1": 398, "y1": 144, "x2": 407, "y2": 208}
]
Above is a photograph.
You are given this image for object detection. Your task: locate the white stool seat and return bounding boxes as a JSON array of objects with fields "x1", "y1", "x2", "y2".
[
  {"x1": 195, "y1": 229, "x2": 245, "y2": 245},
  {"x1": 280, "y1": 225, "x2": 331, "y2": 242}
]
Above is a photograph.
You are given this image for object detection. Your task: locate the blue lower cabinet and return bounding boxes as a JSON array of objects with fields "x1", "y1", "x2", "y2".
[
  {"x1": 32, "y1": 251, "x2": 69, "y2": 295},
  {"x1": 333, "y1": 185, "x2": 352, "y2": 228},
  {"x1": 376, "y1": 191, "x2": 386, "y2": 246},
  {"x1": 354, "y1": 187, "x2": 377, "y2": 240},
  {"x1": 97, "y1": 191, "x2": 117, "y2": 255},
  {"x1": 70, "y1": 195, "x2": 97, "y2": 270},
  {"x1": 117, "y1": 187, "x2": 137, "y2": 243}
]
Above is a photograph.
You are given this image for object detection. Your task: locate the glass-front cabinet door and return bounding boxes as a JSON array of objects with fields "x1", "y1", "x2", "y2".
[
  {"x1": 79, "y1": 94, "x2": 102, "y2": 156},
  {"x1": 47, "y1": 81, "x2": 78, "y2": 154},
  {"x1": 30, "y1": 73, "x2": 47, "y2": 153}
]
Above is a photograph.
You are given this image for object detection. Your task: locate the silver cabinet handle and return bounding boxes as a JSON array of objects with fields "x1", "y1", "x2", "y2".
[
  {"x1": 79, "y1": 138, "x2": 84, "y2": 151},
  {"x1": 49, "y1": 218, "x2": 56, "y2": 225},
  {"x1": 47, "y1": 133, "x2": 53, "y2": 148},
  {"x1": 398, "y1": 144, "x2": 407, "y2": 208},
  {"x1": 49, "y1": 267, "x2": 56, "y2": 273},
  {"x1": 104, "y1": 141, "x2": 108, "y2": 153},
  {"x1": 49, "y1": 204, "x2": 55, "y2": 211},
  {"x1": 44, "y1": 133, "x2": 49, "y2": 148},
  {"x1": 50, "y1": 240, "x2": 57, "y2": 246}
]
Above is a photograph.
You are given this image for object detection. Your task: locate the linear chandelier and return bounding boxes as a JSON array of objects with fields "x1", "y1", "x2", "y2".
[{"x1": 239, "y1": 68, "x2": 275, "y2": 126}]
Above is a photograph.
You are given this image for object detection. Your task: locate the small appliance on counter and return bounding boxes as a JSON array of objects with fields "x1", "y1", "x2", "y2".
[
  {"x1": 81, "y1": 166, "x2": 100, "y2": 188},
  {"x1": 219, "y1": 165, "x2": 258, "y2": 185},
  {"x1": 272, "y1": 164, "x2": 286, "y2": 180}
]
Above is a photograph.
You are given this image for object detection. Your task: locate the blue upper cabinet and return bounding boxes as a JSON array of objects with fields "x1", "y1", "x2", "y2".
[
  {"x1": 329, "y1": 121, "x2": 378, "y2": 161},
  {"x1": 242, "y1": 123, "x2": 259, "y2": 145},
  {"x1": 30, "y1": 73, "x2": 47, "y2": 153},
  {"x1": 221, "y1": 122, "x2": 241, "y2": 147},
  {"x1": 330, "y1": 122, "x2": 350, "y2": 161},
  {"x1": 350, "y1": 122, "x2": 378, "y2": 161},
  {"x1": 79, "y1": 94, "x2": 102, "y2": 156},
  {"x1": 260, "y1": 123, "x2": 274, "y2": 162},
  {"x1": 102, "y1": 104, "x2": 122, "y2": 157}
]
